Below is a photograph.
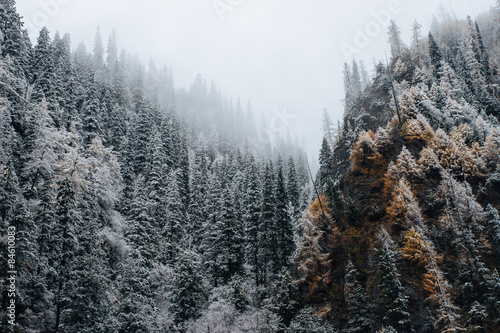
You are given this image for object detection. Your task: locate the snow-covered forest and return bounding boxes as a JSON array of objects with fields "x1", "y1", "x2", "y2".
[{"x1": 2, "y1": 0, "x2": 500, "y2": 332}]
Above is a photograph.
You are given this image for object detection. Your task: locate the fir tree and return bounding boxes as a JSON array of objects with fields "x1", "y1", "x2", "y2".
[
  {"x1": 317, "y1": 137, "x2": 333, "y2": 191},
  {"x1": 273, "y1": 159, "x2": 294, "y2": 273},
  {"x1": 344, "y1": 260, "x2": 374, "y2": 333},
  {"x1": 172, "y1": 249, "x2": 205, "y2": 326},
  {"x1": 31, "y1": 27, "x2": 55, "y2": 105},
  {"x1": 378, "y1": 240, "x2": 410, "y2": 331},
  {"x1": 428, "y1": 32, "x2": 443, "y2": 79},
  {"x1": 259, "y1": 163, "x2": 275, "y2": 285},
  {"x1": 287, "y1": 156, "x2": 301, "y2": 219},
  {"x1": 242, "y1": 155, "x2": 262, "y2": 285}
]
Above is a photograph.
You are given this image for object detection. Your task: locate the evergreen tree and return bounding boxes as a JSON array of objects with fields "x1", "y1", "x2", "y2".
[
  {"x1": 378, "y1": 240, "x2": 410, "y2": 331},
  {"x1": 52, "y1": 176, "x2": 80, "y2": 332},
  {"x1": 344, "y1": 260, "x2": 374, "y2": 333},
  {"x1": 486, "y1": 204, "x2": 500, "y2": 269},
  {"x1": 172, "y1": 249, "x2": 205, "y2": 326},
  {"x1": 93, "y1": 26, "x2": 105, "y2": 82},
  {"x1": 287, "y1": 156, "x2": 301, "y2": 219},
  {"x1": 289, "y1": 307, "x2": 335, "y2": 333},
  {"x1": 81, "y1": 84, "x2": 103, "y2": 144},
  {"x1": 0, "y1": 0, "x2": 24, "y2": 73},
  {"x1": 242, "y1": 155, "x2": 262, "y2": 285},
  {"x1": 115, "y1": 250, "x2": 158, "y2": 333},
  {"x1": 321, "y1": 108, "x2": 335, "y2": 146},
  {"x1": 351, "y1": 60, "x2": 362, "y2": 98},
  {"x1": 161, "y1": 170, "x2": 186, "y2": 263},
  {"x1": 259, "y1": 163, "x2": 275, "y2": 285},
  {"x1": 273, "y1": 159, "x2": 294, "y2": 273},
  {"x1": 316, "y1": 137, "x2": 333, "y2": 191},
  {"x1": 388, "y1": 20, "x2": 403, "y2": 59},
  {"x1": 206, "y1": 187, "x2": 244, "y2": 285},
  {"x1": 429, "y1": 32, "x2": 443, "y2": 79},
  {"x1": 31, "y1": 27, "x2": 55, "y2": 105}
]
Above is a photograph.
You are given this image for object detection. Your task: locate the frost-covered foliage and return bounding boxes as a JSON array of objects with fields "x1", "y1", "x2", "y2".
[
  {"x1": 0, "y1": 4, "x2": 311, "y2": 332},
  {"x1": 302, "y1": 6, "x2": 500, "y2": 332}
]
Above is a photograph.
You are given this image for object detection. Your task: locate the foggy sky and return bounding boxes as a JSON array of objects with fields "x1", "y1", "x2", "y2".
[{"x1": 16, "y1": 0, "x2": 495, "y2": 158}]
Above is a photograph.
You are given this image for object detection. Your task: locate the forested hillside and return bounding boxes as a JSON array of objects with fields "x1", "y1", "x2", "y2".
[
  {"x1": 3, "y1": 0, "x2": 500, "y2": 332},
  {"x1": 299, "y1": 4, "x2": 500, "y2": 332},
  {"x1": 0, "y1": 1, "x2": 314, "y2": 332}
]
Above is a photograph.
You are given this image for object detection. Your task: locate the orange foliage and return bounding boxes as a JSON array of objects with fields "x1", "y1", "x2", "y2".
[
  {"x1": 386, "y1": 178, "x2": 423, "y2": 227},
  {"x1": 402, "y1": 117, "x2": 434, "y2": 144},
  {"x1": 400, "y1": 228, "x2": 445, "y2": 305},
  {"x1": 422, "y1": 270, "x2": 440, "y2": 306},
  {"x1": 309, "y1": 194, "x2": 330, "y2": 217},
  {"x1": 351, "y1": 130, "x2": 384, "y2": 174},
  {"x1": 400, "y1": 228, "x2": 430, "y2": 269},
  {"x1": 383, "y1": 161, "x2": 399, "y2": 197}
]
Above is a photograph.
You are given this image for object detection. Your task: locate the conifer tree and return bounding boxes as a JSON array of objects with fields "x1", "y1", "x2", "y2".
[
  {"x1": 486, "y1": 205, "x2": 500, "y2": 269},
  {"x1": 351, "y1": 60, "x2": 362, "y2": 98},
  {"x1": 273, "y1": 159, "x2": 294, "y2": 273},
  {"x1": 0, "y1": 0, "x2": 24, "y2": 73},
  {"x1": 378, "y1": 240, "x2": 410, "y2": 331},
  {"x1": 289, "y1": 306, "x2": 335, "y2": 333},
  {"x1": 81, "y1": 84, "x2": 103, "y2": 144},
  {"x1": 172, "y1": 249, "x2": 205, "y2": 326},
  {"x1": 388, "y1": 20, "x2": 403, "y2": 59},
  {"x1": 93, "y1": 26, "x2": 105, "y2": 82},
  {"x1": 115, "y1": 249, "x2": 158, "y2": 333},
  {"x1": 428, "y1": 32, "x2": 443, "y2": 79},
  {"x1": 31, "y1": 28, "x2": 55, "y2": 104},
  {"x1": 52, "y1": 176, "x2": 80, "y2": 331},
  {"x1": 321, "y1": 108, "x2": 335, "y2": 146},
  {"x1": 317, "y1": 137, "x2": 333, "y2": 191},
  {"x1": 287, "y1": 156, "x2": 301, "y2": 219},
  {"x1": 259, "y1": 163, "x2": 275, "y2": 285},
  {"x1": 242, "y1": 155, "x2": 262, "y2": 285},
  {"x1": 344, "y1": 260, "x2": 374, "y2": 333}
]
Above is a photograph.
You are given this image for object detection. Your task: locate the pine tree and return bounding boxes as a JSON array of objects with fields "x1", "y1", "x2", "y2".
[
  {"x1": 206, "y1": 187, "x2": 244, "y2": 285},
  {"x1": 378, "y1": 240, "x2": 410, "y2": 331},
  {"x1": 411, "y1": 20, "x2": 423, "y2": 65},
  {"x1": 388, "y1": 20, "x2": 403, "y2": 59},
  {"x1": 81, "y1": 84, "x2": 103, "y2": 144},
  {"x1": 474, "y1": 22, "x2": 492, "y2": 84},
  {"x1": 93, "y1": 26, "x2": 105, "y2": 82},
  {"x1": 115, "y1": 250, "x2": 158, "y2": 333},
  {"x1": 288, "y1": 307, "x2": 335, "y2": 333},
  {"x1": 273, "y1": 159, "x2": 294, "y2": 274},
  {"x1": 52, "y1": 176, "x2": 81, "y2": 332},
  {"x1": 242, "y1": 155, "x2": 262, "y2": 285},
  {"x1": 187, "y1": 145, "x2": 208, "y2": 250},
  {"x1": 428, "y1": 32, "x2": 443, "y2": 79},
  {"x1": 31, "y1": 28, "x2": 55, "y2": 105},
  {"x1": 106, "y1": 29, "x2": 118, "y2": 83},
  {"x1": 126, "y1": 185, "x2": 156, "y2": 264},
  {"x1": 264, "y1": 268, "x2": 298, "y2": 325},
  {"x1": 161, "y1": 170, "x2": 186, "y2": 264},
  {"x1": 259, "y1": 163, "x2": 275, "y2": 285},
  {"x1": 0, "y1": 0, "x2": 24, "y2": 73},
  {"x1": 351, "y1": 60, "x2": 362, "y2": 98},
  {"x1": 344, "y1": 260, "x2": 374, "y2": 333},
  {"x1": 486, "y1": 205, "x2": 500, "y2": 269},
  {"x1": 287, "y1": 157, "x2": 301, "y2": 219},
  {"x1": 172, "y1": 249, "x2": 205, "y2": 326},
  {"x1": 131, "y1": 102, "x2": 152, "y2": 174},
  {"x1": 53, "y1": 33, "x2": 77, "y2": 127},
  {"x1": 321, "y1": 108, "x2": 335, "y2": 146},
  {"x1": 317, "y1": 137, "x2": 333, "y2": 191}
]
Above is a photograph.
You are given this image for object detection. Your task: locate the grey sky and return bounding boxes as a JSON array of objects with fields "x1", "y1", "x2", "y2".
[{"x1": 16, "y1": 0, "x2": 496, "y2": 157}]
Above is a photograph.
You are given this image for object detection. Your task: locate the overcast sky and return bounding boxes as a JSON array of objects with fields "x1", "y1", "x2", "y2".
[{"x1": 16, "y1": 0, "x2": 496, "y2": 157}]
